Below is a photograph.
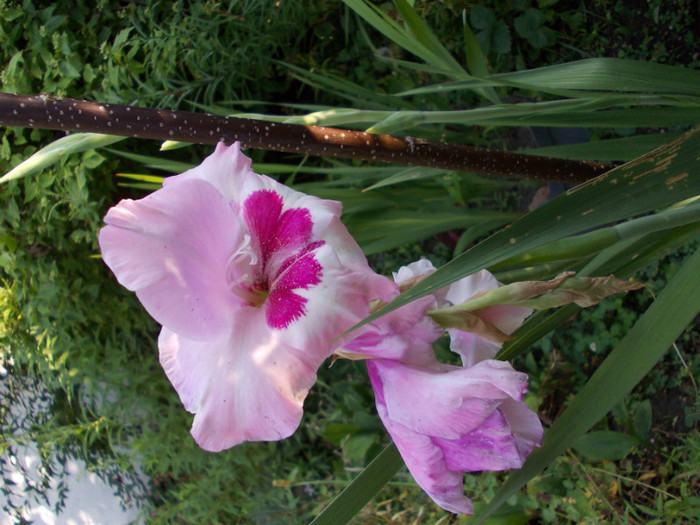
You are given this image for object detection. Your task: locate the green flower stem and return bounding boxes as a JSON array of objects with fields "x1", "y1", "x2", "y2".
[
  {"x1": 489, "y1": 229, "x2": 619, "y2": 271},
  {"x1": 493, "y1": 260, "x2": 582, "y2": 283},
  {"x1": 491, "y1": 198, "x2": 700, "y2": 271},
  {"x1": 0, "y1": 93, "x2": 609, "y2": 183}
]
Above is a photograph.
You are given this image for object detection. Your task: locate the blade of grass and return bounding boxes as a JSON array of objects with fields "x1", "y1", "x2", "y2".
[
  {"x1": 116, "y1": 173, "x2": 166, "y2": 184},
  {"x1": 104, "y1": 148, "x2": 196, "y2": 173},
  {"x1": 280, "y1": 61, "x2": 411, "y2": 109},
  {"x1": 399, "y1": 58, "x2": 700, "y2": 98},
  {"x1": 1, "y1": 133, "x2": 125, "y2": 183},
  {"x1": 342, "y1": 0, "x2": 460, "y2": 78},
  {"x1": 528, "y1": 132, "x2": 685, "y2": 162},
  {"x1": 363, "y1": 167, "x2": 446, "y2": 190},
  {"x1": 309, "y1": 442, "x2": 403, "y2": 525},
  {"x1": 393, "y1": 0, "x2": 467, "y2": 78},
  {"x1": 461, "y1": 12, "x2": 499, "y2": 104}
]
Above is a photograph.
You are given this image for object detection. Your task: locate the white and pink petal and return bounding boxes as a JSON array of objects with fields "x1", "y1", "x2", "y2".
[
  {"x1": 99, "y1": 178, "x2": 242, "y2": 341},
  {"x1": 158, "y1": 308, "x2": 322, "y2": 451},
  {"x1": 163, "y1": 142, "x2": 256, "y2": 204}
]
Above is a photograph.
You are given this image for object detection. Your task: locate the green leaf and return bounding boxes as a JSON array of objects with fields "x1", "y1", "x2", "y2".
[
  {"x1": 399, "y1": 58, "x2": 700, "y2": 100},
  {"x1": 491, "y1": 21, "x2": 512, "y2": 55},
  {"x1": 462, "y1": 11, "x2": 500, "y2": 104},
  {"x1": 280, "y1": 61, "x2": 410, "y2": 109},
  {"x1": 116, "y1": 173, "x2": 165, "y2": 185},
  {"x1": 363, "y1": 167, "x2": 446, "y2": 190},
  {"x1": 343, "y1": 433, "x2": 380, "y2": 464},
  {"x1": 342, "y1": 0, "x2": 468, "y2": 79},
  {"x1": 347, "y1": 209, "x2": 518, "y2": 255},
  {"x1": 475, "y1": 245, "x2": 700, "y2": 522},
  {"x1": 502, "y1": 58, "x2": 700, "y2": 95},
  {"x1": 470, "y1": 6, "x2": 496, "y2": 30},
  {"x1": 462, "y1": 14, "x2": 489, "y2": 78},
  {"x1": 104, "y1": 148, "x2": 195, "y2": 173},
  {"x1": 291, "y1": 97, "x2": 700, "y2": 131},
  {"x1": 393, "y1": 0, "x2": 467, "y2": 76},
  {"x1": 632, "y1": 400, "x2": 652, "y2": 440},
  {"x1": 0, "y1": 133, "x2": 125, "y2": 183},
  {"x1": 490, "y1": 198, "x2": 700, "y2": 272},
  {"x1": 113, "y1": 27, "x2": 133, "y2": 48},
  {"x1": 323, "y1": 423, "x2": 361, "y2": 445},
  {"x1": 528, "y1": 132, "x2": 686, "y2": 162},
  {"x1": 514, "y1": 9, "x2": 544, "y2": 39},
  {"x1": 309, "y1": 443, "x2": 403, "y2": 525},
  {"x1": 573, "y1": 431, "x2": 639, "y2": 461}
]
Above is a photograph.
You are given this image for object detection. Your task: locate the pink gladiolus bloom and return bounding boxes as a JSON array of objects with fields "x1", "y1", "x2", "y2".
[
  {"x1": 99, "y1": 142, "x2": 393, "y2": 451},
  {"x1": 367, "y1": 357, "x2": 542, "y2": 514},
  {"x1": 346, "y1": 260, "x2": 542, "y2": 514}
]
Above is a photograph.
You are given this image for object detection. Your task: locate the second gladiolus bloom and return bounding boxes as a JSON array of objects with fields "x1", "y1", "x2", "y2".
[{"x1": 342, "y1": 260, "x2": 543, "y2": 514}]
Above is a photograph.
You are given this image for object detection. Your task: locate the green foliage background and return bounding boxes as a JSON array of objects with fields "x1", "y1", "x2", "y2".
[{"x1": 1, "y1": 1, "x2": 698, "y2": 524}]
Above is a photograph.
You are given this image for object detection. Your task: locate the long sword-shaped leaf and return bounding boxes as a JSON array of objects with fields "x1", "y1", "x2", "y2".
[
  {"x1": 490, "y1": 197, "x2": 700, "y2": 271},
  {"x1": 348, "y1": 127, "x2": 700, "y2": 333},
  {"x1": 290, "y1": 99, "x2": 700, "y2": 133},
  {"x1": 493, "y1": 58, "x2": 700, "y2": 95},
  {"x1": 367, "y1": 97, "x2": 700, "y2": 133},
  {"x1": 1, "y1": 133, "x2": 125, "y2": 183},
  {"x1": 349, "y1": 210, "x2": 518, "y2": 255},
  {"x1": 342, "y1": 0, "x2": 467, "y2": 78},
  {"x1": 475, "y1": 245, "x2": 700, "y2": 523},
  {"x1": 309, "y1": 443, "x2": 403, "y2": 525},
  {"x1": 392, "y1": 0, "x2": 467, "y2": 78},
  {"x1": 462, "y1": 12, "x2": 500, "y2": 104},
  {"x1": 528, "y1": 132, "x2": 685, "y2": 162},
  {"x1": 399, "y1": 58, "x2": 700, "y2": 98},
  {"x1": 104, "y1": 148, "x2": 196, "y2": 173}
]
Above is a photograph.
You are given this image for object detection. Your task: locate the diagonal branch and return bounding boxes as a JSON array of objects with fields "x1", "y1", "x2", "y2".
[{"x1": 0, "y1": 93, "x2": 610, "y2": 183}]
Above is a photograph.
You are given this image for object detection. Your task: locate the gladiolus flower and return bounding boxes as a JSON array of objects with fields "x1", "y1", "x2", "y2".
[
  {"x1": 99, "y1": 142, "x2": 393, "y2": 451},
  {"x1": 367, "y1": 357, "x2": 541, "y2": 514},
  {"x1": 344, "y1": 260, "x2": 542, "y2": 514}
]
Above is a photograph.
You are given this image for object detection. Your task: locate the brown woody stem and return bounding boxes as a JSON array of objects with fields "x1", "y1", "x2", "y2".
[{"x1": 0, "y1": 93, "x2": 610, "y2": 183}]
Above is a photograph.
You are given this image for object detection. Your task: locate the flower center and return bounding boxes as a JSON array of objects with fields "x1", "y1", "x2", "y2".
[
  {"x1": 226, "y1": 234, "x2": 269, "y2": 307},
  {"x1": 246, "y1": 286, "x2": 269, "y2": 307}
]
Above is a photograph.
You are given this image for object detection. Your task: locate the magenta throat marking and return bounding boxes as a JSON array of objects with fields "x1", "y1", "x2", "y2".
[{"x1": 242, "y1": 190, "x2": 324, "y2": 329}]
